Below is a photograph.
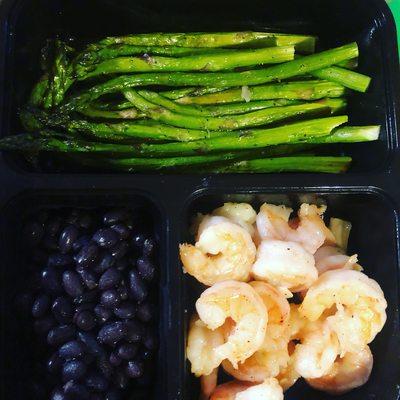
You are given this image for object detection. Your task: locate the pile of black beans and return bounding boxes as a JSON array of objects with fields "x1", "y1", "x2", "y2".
[{"x1": 20, "y1": 208, "x2": 158, "y2": 400}]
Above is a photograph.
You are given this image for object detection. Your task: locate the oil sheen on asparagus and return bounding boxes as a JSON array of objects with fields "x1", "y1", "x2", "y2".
[{"x1": 0, "y1": 32, "x2": 379, "y2": 173}]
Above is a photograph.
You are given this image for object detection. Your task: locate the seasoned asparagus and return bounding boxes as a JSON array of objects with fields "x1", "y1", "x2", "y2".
[
  {"x1": 60, "y1": 43, "x2": 359, "y2": 111},
  {"x1": 176, "y1": 80, "x2": 346, "y2": 105},
  {"x1": 94, "y1": 32, "x2": 317, "y2": 53},
  {"x1": 75, "y1": 46, "x2": 295, "y2": 79},
  {"x1": 125, "y1": 89, "x2": 331, "y2": 130}
]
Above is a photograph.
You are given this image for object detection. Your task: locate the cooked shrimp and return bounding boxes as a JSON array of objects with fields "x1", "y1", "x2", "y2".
[
  {"x1": 222, "y1": 282, "x2": 290, "y2": 382},
  {"x1": 285, "y1": 204, "x2": 336, "y2": 254},
  {"x1": 187, "y1": 315, "x2": 225, "y2": 377},
  {"x1": 256, "y1": 203, "x2": 336, "y2": 254},
  {"x1": 196, "y1": 281, "x2": 267, "y2": 368},
  {"x1": 314, "y1": 245, "x2": 361, "y2": 275},
  {"x1": 256, "y1": 203, "x2": 293, "y2": 241},
  {"x1": 200, "y1": 368, "x2": 219, "y2": 400},
  {"x1": 299, "y1": 270, "x2": 387, "y2": 355},
  {"x1": 180, "y1": 216, "x2": 256, "y2": 286},
  {"x1": 292, "y1": 320, "x2": 340, "y2": 379},
  {"x1": 211, "y1": 378, "x2": 283, "y2": 400},
  {"x1": 307, "y1": 346, "x2": 373, "y2": 395},
  {"x1": 252, "y1": 240, "x2": 318, "y2": 294},
  {"x1": 213, "y1": 203, "x2": 257, "y2": 238}
]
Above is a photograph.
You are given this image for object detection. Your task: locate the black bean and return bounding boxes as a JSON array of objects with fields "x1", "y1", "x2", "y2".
[
  {"x1": 132, "y1": 233, "x2": 146, "y2": 248},
  {"x1": 114, "y1": 257, "x2": 128, "y2": 271},
  {"x1": 45, "y1": 216, "x2": 62, "y2": 237},
  {"x1": 77, "y1": 331, "x2": 106, "y2": 357},
  {"x1": 48, "y1": 253, "x2": 74, "y2": 268},
  {"x1": 136, "y1": 371, "x2": 152, "y2": 386},
  {"x1": 41, "y1": 267, "x2": 63, "y2": 294},
  {"x1": 62, "y1": 270, "x2": 84, "y2": 298},
  {"x1": 114, "y1": 302, "x2": 137, "y2": 319},
  {"x1": 59, "y1": 225, "x2": 79, "y2": 254},
  {"x1": 32, "y1": 294, "x2": 51, "y2": 318},
  {"x1": 85, "y1": 372, "x2": 109, "y2": 392},
  {"x1": 75, "y1": 243, "x2": 99, "y2": 267},
  {"x1": 117, "y1": 282, "x2": 129, "y2": 301},
  {"x1": 113, "y1": 368, "x2": 129, "y2": 389},
  {"x1": 59, "y1": 340, "x2": 86, "y2": 359},
  {"x1": 83, "y1": 353, "x2": 95, "y2": 365},
  {"x1": 47, "y1": 325, "x2": 76, "y2": 346},
  {"x1": 101, "y1": 289, "x2": 121, "y2": 308},
  {"x1": 64, "y1": 381, "x2": 90, "y2": 399},
  {"x1": 90, "y1": 394, "x2": 103, "y2": 400},
  {"x1": 105, "y1": 389, "x2": 122, "y2": 400},
  {"x1": 124, "y1": 320, "x2": 143, "y2": 343},
  {"x1": 34, "y1": 315, "x2": 56, "y2": 336},
  {"x1": 94, "y1": 304, "x2": 113, "y2": 324},
  {"x1": 47, "y1": 352, "x2": 63, "y2": 374},
  {"x1": 77, "y1": 268, "x2": 98, "y2": 290},
  {"x1": 73, "y1": 290, "x2": 98, "y2": 305},
  {"x1": 23, "y1": 221, "x2": 44, "y2": 247},
  {"x1": 74, "y1": 310, "x2": 96, "y2": 331},
  {"x1": 126, "y1": 360, "x2": 144, "y2": 378},
  {"x1": 52, "y1": 296, "x2": 74, "y2": 324},
  {"x1": 97, "y1": 356, "x2": 114, "y2": 379},
  {"x1": 98, "y1": 321, "x2": 127, "y2": 346},
  {"x1": 72, "y1": 235, "x2": 91, "y2": 253},
  {"x1": 110, "y1": 223, "x2": 130, "y2": 240},
  {"x1": 110, "y1": 241, "x2": 129, "y2": 260},
  {"x1": 128, "y1": 270, "x2": 147, "y2": 303},
  {"x1": 137, "y1": 257, "x2": 156, "y2": 281},
  {"x1": 51, "y1": 388, "x2": 67, "y2": 400},
  {"x1": 94, "y1": 251, "x2": 115, "y2": 273},
  {"x1": 99, "y1": 268, "x2": 121, "y2": 291},
  {"x1": 142, "y1": 238, "x2": 155, "y2": 257},
  {"x1": 63, "y1": 359, "x2": 87, "y2": 382},
  {"x1": 103, "y1": 209, "x2": 129, "y2": 226},
  {"x1": 136, "y1": 302, "x2": 154, "y2": 323},
  {"x1": 93, "y1": 228, "x2": 119, "y2": 248},
  {"x1": 109, "y1": 352, "x2": 122, "y2": 367},
  {"x1": 75, "y1": 302, "x2": 95, "y2": 313},
  {"x1": 143, "y1": 329, "x2": 158, "y2": 351},
  {"x1": 117, "y1": 343, "x2": 138, "y2": 360}
]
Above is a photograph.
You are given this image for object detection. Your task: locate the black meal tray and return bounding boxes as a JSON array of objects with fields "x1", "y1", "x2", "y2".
[{"x1": 0, "y1": 0, "x2": 399, "y2": 399}]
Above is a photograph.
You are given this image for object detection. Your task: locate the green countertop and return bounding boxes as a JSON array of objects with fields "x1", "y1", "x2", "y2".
[{"x1": 388, "y1": 0, "x2": 400, "y2": 48}]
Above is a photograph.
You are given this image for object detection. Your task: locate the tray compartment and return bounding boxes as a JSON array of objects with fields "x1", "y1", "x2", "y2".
[
  {"x1": 0, "y1": 189, "x2": 169, "y2": 400},
  {"x1": 0, "y1": 0, "x2": 398, "y2": 173},
  {"x1": 180, "y1": 188, "x2": 400, "y2": 400}
]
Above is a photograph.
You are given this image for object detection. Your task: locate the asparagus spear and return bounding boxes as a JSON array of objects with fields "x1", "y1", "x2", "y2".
[
  {"x1": 310, "y1": 66, "x2": 371, "y2": 92},
  {"x1": 119, "y1": 116, "x2": 349, "y2": 156},
  {"x1": 77, "y1": 44, "x2": 238, "y2": 65},
  {"x1": 75, "y1": 46, "x2": 295, "y2": 79},
  {"x1": 60, "y1": 43, "x2": 358, "y2": 112},
  {"x1": 312, "y1": 125, "x2": 380, "y2": 142},
  {"x1": 208, "y1": 156, "x2": 352, "y2": 173},
  {"x1": 87, "y1": 99, "x2": 301, "y2": 119},
  {"x1": 125, "y1": 89, "x2": 331, "y2": 130},
  {"x1": 94, "y1": 32, "x2": 317, "y2": 53},
  {"x1": 176, "y1": 80, "x2": 346, "y2": 105},
  {"x1": 137, "y1": 89, "x2": 301, "y2": 117}
]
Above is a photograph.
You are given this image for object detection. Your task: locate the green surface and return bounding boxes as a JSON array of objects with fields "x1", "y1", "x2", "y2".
[{"x1": 388, "y1": 0, "x2": 400, "y2": 49}]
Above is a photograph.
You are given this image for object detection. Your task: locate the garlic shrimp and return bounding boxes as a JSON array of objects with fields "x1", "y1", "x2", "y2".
[
  {"x1": 180, "y1": 216, "x2": 256, "y2": 286},
  {"x1": 196, "y1": 281, "x2": 267, "y2": 368}
]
